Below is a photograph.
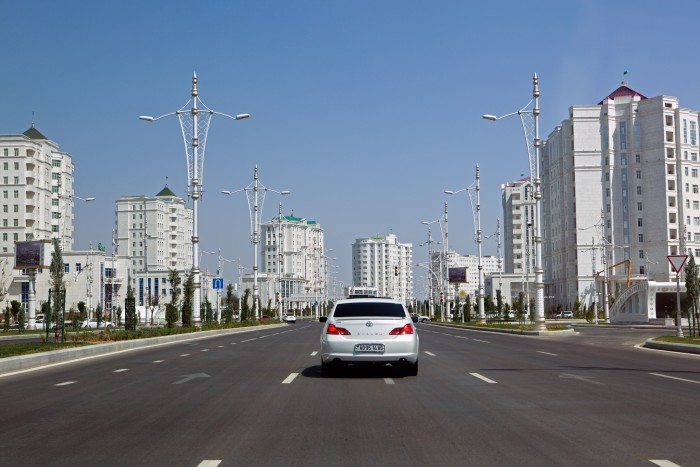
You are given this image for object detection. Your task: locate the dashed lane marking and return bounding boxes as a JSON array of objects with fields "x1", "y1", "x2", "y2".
[
  {"x1": 537, "y1": 351, "x2": 558, "y2": 356},
  {"x1": 424, "y1": 351, "x2": 436, "y2": 357},
  {"x1": 282, "y1": 373, "x2": 299, "y2": 384},
  {"x1": 180, "y1": 354, "x2": 190, "y2": 357},
  {"x1": 472, "y1": 339, "x2": 490, "y2": 344},
  {"x1": 218, "y1": 346, "x2": 224, "y2": 348},
  {"x1": 470, "y1": 373, "x2": 497, "y2": 384},
  {"x1": 384, "y1": 378, "x2": 395, "y2": 385},
  {"x1": 241, "y1": 338, "x2": 257, "y2": 343},
  {"x1": 197, "y1": 461, "x2": 222, "y2": 467},
  {"x1": 650, "y1": 373, "x2": 700, "y2": 384},
  {"x1": 310, "y1": 351, "x2": 318, "y2": 356},
  {"x1": 649, "y1": 460, "x2": 682, "y2": 467},
  {"x1": 201, "y1": 349, "x2": 209, "y2": 352},
  {"x1": 113, "y1": 369, "x2": 129, "y2": 373},
  {"x1": 55, "y1": 381, "x2": 76, "y2": 387},
  {"x1": 153, "y1": 360, "x2": 164, "y2": 363}
]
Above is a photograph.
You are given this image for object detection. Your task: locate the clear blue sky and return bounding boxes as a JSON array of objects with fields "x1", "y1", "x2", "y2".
[{"x1": 3, "y1": 0, "x2": 700, "y2": 293}]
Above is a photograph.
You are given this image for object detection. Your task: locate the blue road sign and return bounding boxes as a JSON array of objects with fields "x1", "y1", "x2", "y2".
[{"x1": 212, "y1": 278, "x2": 224, "y2": 289}]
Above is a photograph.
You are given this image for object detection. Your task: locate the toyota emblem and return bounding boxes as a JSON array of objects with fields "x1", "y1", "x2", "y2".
[{"x1": 365, "y1": 321, "x2": 373, "y2": 327}]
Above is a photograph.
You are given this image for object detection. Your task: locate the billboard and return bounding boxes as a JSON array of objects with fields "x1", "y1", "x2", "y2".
[
  {"x1": 448, "y1": 267, "x2": 467, "y2": 283},
  {"x1": 14, "y1": 240, "x2": 52, "y2": 269}
]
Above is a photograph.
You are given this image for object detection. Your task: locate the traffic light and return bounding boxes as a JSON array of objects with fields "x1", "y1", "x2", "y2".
[
  {"x1": 275, "y1": 292, "x2": 280, "y2": 303},
  {"x1": 439, "y1": 292, "x2": 444, "y2": 303},
  {"x1": 394, "y1": 265, "x2": 399, "y2": 276}
]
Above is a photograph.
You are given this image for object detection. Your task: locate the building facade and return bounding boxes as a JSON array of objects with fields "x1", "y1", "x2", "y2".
[
  {"x1": 541, "y1": 82, "x2": 700, "y2": 314},
  {"x1": 259, "y1": 213, "x2": 326, "y2": 312},
  {"x1": 501, "y1": 176, "x2": 535, "y2": 276},
  {"x1": 352, "y1": 234, "x2": 413, "y2": 302}
]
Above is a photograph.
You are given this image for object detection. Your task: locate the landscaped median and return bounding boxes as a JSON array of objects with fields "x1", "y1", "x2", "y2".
[
  {"x1": 0, "y1": 321, "x2": 287, "y2": 376},
  {"x1": 644, "y1": 335, "x2": 700, "y2": 355},
  {"x1": 427, "y1": 321, "x2": 576, "y2": 336}
]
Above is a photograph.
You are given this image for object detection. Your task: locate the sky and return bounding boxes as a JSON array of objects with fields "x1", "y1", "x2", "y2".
[{"x1": 3, "y1": 0, "x2": 700, "y2": 295}]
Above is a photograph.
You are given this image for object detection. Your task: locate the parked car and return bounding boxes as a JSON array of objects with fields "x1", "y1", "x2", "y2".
[
  {"x1": 80, "y1": 319, "x2": 115, "y2": 328},
  {"x1": 555, "y1": 311, "x2": 574, "y2": 319},
  {"x1": 411, "y1": 313, "x2": 430, "y2": 323},
  {"x1": 284, "y1": 314, "x2": 297, "y2": 323},
  {"x1": 320, "y1": 297, "x2": 419, "y2": 376}
]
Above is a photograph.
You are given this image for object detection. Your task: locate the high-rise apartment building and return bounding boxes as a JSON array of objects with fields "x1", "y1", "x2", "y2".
[
  {"x1": 260, "y1": 213, "x2": 326, "y2": 306},
  {"x1": 115, "y1": 186, "x2": 193, "y2": 311},
  {"x1": 0, "y1": 125, "x2": 75, "y2": 253},
  {"x1": 541, "y1": 82, "x2": 700, "y2": 315},
  {"x1": 352, "y1": 234, "x2": 412, "y2": 302},
  {"x1": 501, "y1": 176, "x2": 535, "y2": 276}
]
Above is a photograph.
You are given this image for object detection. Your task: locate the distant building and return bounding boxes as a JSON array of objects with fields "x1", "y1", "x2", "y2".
[
  {"x1": 501, "y1": 176, "x2": 535, "y2": 276},
  {"x1": 352, "y1": 234, "x2": 412, "y2": 302}
]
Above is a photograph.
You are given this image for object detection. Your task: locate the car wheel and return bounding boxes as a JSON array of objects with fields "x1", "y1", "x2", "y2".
[
  {"x1": 421, "y1": 318, "x2": 428, "y2": 323},
  {"x1": 404, "y1": 360, "x2": 418, "y2": 376}
]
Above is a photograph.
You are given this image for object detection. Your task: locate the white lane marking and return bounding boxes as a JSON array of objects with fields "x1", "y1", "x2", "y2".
[
  {"x1": 470, "y1": 373, "x2": 497, "y2": 384},
  {"x1": 559, "y1": 373, "x2": 603, "y2": 385},
  {"x1": 231, "y1": 343, "x2": 237, "y2": 345},
  {"x1": 218, "y1": 346, "x2": 224, "y2": 348},
  {"x1": 472, "y1": 339, "x2": 490, "y2": 344},
  {"x1": 180, "y1": 354, "x2": 190, "y2": 357},
  {"x1": 282, "y1": 373, "x2": 299, "y2": 384},
  {"x1": 153, "y1": 360, "x2": 164, "y2": 363},
  {"x1": 310, "y1": 351, "x2": 318, "y2": 356},
  {"x1": 241, "y1": 338, "x2": 257, "y2": 343},
  {"x1": 649, "y1": 460, "x2": 682, "y2": 467},
  {"x1": 113, "y1": 369, "x2": 129, "y2": 373},
  {"x1": 55, "y1": 381, "x2": 76, "y2": 386},
  {"x1": 424, "y1": 351, "x2": 436, "y2": 357},
  {"x1": 201, "y1": 349, "x2": 209, "y2": 352},
  {"x1": 455, "y1": 336, "x2": 469, "y2": 339},
  {"x1": 384, "y1": 378, "x2": 395, "y2": 385},
  {"x1": 650, "y1": 372, "x2": 700, "y2": 384},
  {"x1": 197, "y1": 461, "x2": 222, "y2": 467},
  {"x1": 537, "y1": 351, "x2": 558, "y2": 356}
]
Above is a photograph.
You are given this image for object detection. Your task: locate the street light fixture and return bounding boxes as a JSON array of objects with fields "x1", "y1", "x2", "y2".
[
  {"x1": 139, "y1": 72, "x2": 249, "y2": 326},
  {"x1": 446, "y1": 164, "x2": 485, "y2": 324},
  {"x1": 482, "y1": 73, "x2": 544, "y2": 331},
  {"x1": 421, "y1": 220, "x2": 444, "y2": 319},
  {"x1": 222, "y1": 166, "x2": 289, "y2": 319}
]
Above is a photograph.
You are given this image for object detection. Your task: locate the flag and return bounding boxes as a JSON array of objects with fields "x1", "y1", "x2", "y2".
[
  {"x1": 97, "y1": 242, "x2": 106, "y2": 252},
  {"x1": 623, "y1": 70, "x2": 628, "y2": 76}
]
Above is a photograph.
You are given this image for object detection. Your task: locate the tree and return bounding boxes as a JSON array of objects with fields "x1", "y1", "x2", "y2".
[
  {"x1": 48, "y1": 238, "x2": 65, "y2": 332},
  {"x1": 223, "y1": 283, "x2": 235, "y2": 324},
  {"x1": 181, "y1": 271, "x2": 194, "y2": 326},
  {"x1": 0, "y1": 258, "x2": 10, "y2": 312},
  {"x1": 148, "y1": 293, "x2": 161, "y2": 326},
  {"x1": 78, "y1": 301, "x2": 87, "y2": 323},
  {"x1": 115, "y1": 306, "x2": 123, "y2": 327},
  {"x1": 96, "y1": 303, "x2": 103, "y2": 327},
  {"x1": 125, "y1": 281, "x2": 136, "y2": 331},
  {"x1": 464, "y1": 295, "x2": 472, "y2": 322},
  {"x1": 168, "y1": 269, "x2": 182, "y2": 326},
  {"x1": 496, "y1": 290, "x2": 503, "y2": 321},
  {"x1": 241, "y1": 288, "x2": 251, "y2": 321},
  {"x1": 685, "y1": 254, "x2": 700, "y2": 337}
]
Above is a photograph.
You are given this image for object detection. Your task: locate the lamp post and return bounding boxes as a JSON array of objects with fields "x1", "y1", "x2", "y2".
[
  {"x1": 421, "y1": 219, "x2": 443, "y2": 319},
  {"x1": 222, "y1": 166, "x2": 289, "y2": 319},
  {"x1": 415, "y1": 263, "x2": 440, "y2": 318},
  {"x1": 140, "y1": 72, "x2": 249, "y2": 326},
  {"x1": 446, "y1": 163, "x2": 485, "y2": 324},
  {"x1": 484, "y1": 218, "x2": 503, "y2": 313},
  {"x1": 482, "y1": 73, "x2": 544, "y2": 331}
]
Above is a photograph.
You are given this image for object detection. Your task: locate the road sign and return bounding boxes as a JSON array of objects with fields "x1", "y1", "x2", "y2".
[
  {"x1": 667, "y1": 255, "x2": 688, "y2": 274},
  {"x1": 212, "y1": 278, "x2": 224, "y2": 289}
]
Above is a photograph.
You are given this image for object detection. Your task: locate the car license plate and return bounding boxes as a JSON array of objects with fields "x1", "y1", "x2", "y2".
[{"x1": 355, "y1": 343, "x2": 385, "y2": 353}]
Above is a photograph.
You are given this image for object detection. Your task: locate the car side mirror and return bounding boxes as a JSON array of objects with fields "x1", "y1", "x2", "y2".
[
  {"x1": 411, "y1": 316, "x2": 418, "y2": 323},
  {"x1": 319, "y1": 316, "x2": 327, "y2": 323}
]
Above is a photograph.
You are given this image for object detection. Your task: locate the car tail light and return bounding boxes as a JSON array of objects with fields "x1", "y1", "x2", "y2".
[
  {"x1": 389, "y1": 324, "x2": 414, "y2": 335},
  {"x1": 326, "y1": 324, "x2": 351, "y2": 335}
]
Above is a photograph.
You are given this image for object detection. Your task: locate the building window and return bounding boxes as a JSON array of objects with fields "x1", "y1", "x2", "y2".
[
  {"x1": 635, "y1": 154, "x2": 641, "y2": 163},
  {"x1": 639, "y1": 249, "x2": 645, "y2": 259},
  {"x1": 636, "y1": 170, "x2": 641, "y2": 180},
  {"x1": 637, "y1": 202, "x2": 643, "y2": 211},
  {"x1": 619, "y1": 122, "x2": 627, "y2": 149},
  {"x1": 64, "y1": 264, "x2": 70, "y2": 273},
  {"x1": 14, "y1": 149, "x2": 19, "y2": 156},
  {"x1": 76, "y1": 263, "x2": 82, "y2": 272},
  {"x1": 694, "y1": 185, "x2": 699, "y2": 194},
  {"x1": 638, "y1": 218, "x2": 643, "y2": 227},
  {"x1": 684, "y1": 119, "x2": 688, "y2": 144},
  {"x1": 692, "y1": 121, "x2": 697, "y2": 145},
  {"x1": 637, "y1": 186, "x2": 642, "y2": 195},
  {"x1": 693, "y1": 153, "x2": 698, "y2": 162},
  {"x1": 694, "y1": 201, "x2": 699, "y2": 210}
]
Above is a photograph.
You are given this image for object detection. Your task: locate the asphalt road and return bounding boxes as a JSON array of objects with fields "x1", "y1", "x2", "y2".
[{"x1": 0, "y1": 322, "x2": 697, "y2": 467}]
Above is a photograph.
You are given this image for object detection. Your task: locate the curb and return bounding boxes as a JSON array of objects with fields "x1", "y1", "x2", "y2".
[
  {"x1": 0, "y1": 324, "x2": 287, "y2": 376},
  {"x1": 427, "y1": 322, "x2": 577, "y2": 336},
  {"x1": 643, "y1": 339, "x2": 700, "y2": 355}
]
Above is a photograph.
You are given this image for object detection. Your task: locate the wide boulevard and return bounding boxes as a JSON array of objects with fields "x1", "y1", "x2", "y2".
[{"x1": 0, "y1": 322, "x2": 697, "y2": 466}]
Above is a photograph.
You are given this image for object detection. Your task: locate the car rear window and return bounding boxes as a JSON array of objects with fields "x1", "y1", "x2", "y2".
[{"x1": 333, "y1": 302, "x2": 406, "y2": 318}]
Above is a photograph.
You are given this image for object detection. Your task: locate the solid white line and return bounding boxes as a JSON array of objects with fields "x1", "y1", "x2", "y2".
[
  {"x1": 282, "y1": 373, "x2": 299, "y2": 384},
  {"x1": 537, "y1": 351, "x2": 558, "y2": 356},
  {"x1": 55, "y1": 381, "x2": 76, "y2": 386},
  {"x1": 649, "y1": 460, "x2": 682, "y2": 467},
  {"x1": 180, "y1": 354, "x2": 190, "y2": 357},
  {"x1": 197, "y1": 461, "x2": 222, "y2": 467},
  {"x1": 384, "y1": 378, "x2": 395, "y2": 385},
  {"x1": 424, "y1": 351, "x2": 436, "y2": 357},
  {"x1": 310, "y1": 351, "x2": 318, "y2": 356},
  {"x1": 470, "y1": 373, "x2": 498, "y2": 384},
  {"x1": 241, "y1": 338, "x2": 257, "y2": 343},
  {"x1": 153, "y1": 360, "x2": 164, "y2": 363},
  {"x1": 472, "y1": 339, "x2": 490, "y2": 344},
  {"x1": 113, "y1": 369, "x2": 129, "y2": 373},
  {"x1": 650, "y1": 372, "x2": 700, "y2": 384}
]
